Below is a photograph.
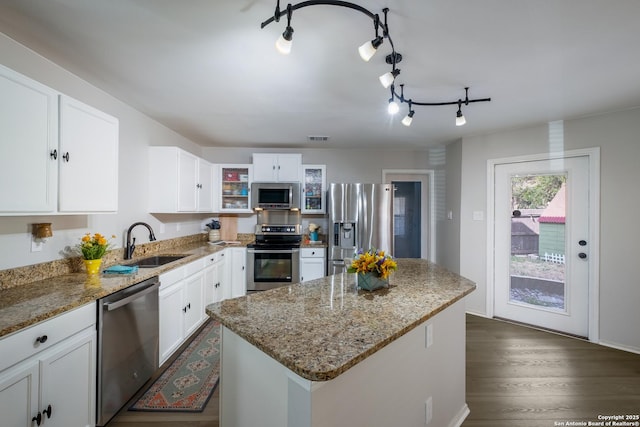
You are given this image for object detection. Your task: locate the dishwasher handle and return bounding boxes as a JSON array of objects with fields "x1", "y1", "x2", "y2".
[{"x1": 103, "y1": 281, "x2": 159, "y2": 311}]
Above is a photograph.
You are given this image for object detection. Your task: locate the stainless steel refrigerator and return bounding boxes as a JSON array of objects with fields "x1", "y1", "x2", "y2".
[{"x1": 327, "y1": 183, "x2": 394, "y2": 275}]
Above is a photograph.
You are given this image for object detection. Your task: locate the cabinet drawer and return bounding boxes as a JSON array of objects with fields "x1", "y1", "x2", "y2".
[
  {"x1": 0, "y1": 302, "x2": 96, "y2": 372},
  {"x1": 184, "y1": 258, "x2": 206, "y2": 277},
  {"x1": 301, "y1": 248, "x2": 325, "y2": 258},
  {"x1": 204, "y1": 250, "x2": 223, "y2": 266},
  {"x1": 160, "y1": 266, "x2": 184, "y2": 288}
]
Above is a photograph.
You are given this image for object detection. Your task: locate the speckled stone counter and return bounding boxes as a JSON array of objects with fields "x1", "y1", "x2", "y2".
[
  {"x1": 206, "y1": 258, "x2": 475, "y2": 382},
  {"x1": 0, "y1": 237, "x2": 252, "y2": 338}
]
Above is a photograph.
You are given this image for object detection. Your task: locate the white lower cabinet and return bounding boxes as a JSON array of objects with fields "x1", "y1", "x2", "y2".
[
  {"x1": 158, "y1": 259, "x2": 207, "y2": 366},
  {"x1": 228, "y1": 247, "x2": 247, "y2": 298},
  {"x1": 300, "y1": 247, "x2": 326, "y2": 282},
  {"x1": 204, "y1": 251, "x2": 226, "y2": 306},
  {"x1": 0, "y1": 303, "x2": 96, "y2": 427}
]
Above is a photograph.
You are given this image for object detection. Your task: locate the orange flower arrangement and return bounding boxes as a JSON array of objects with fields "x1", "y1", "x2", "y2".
[
  {"x1": 347, "y1": 248, "x2": 397, "y2": 279},
  {"x1": 77, "y1": 232, "x2": 115, "y2": 260}
]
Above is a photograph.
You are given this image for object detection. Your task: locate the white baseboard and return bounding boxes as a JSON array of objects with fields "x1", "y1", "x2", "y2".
[
  {"x1": 598, "y1": 340, "x2": 640, "y2": 355},
  {"x1": 449, "y1": 404, "x2": 470, "y2": 427}
]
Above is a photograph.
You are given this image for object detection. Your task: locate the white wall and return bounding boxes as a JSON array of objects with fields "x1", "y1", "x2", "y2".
[{"x1": 459, "y1": 108, "x2": 640, "y2": 352}]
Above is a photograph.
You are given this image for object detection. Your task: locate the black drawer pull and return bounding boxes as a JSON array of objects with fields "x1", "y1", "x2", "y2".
[
  {"x1": 32, "y1": 412, "x2": 42, "y2": 425},
  {"x1": 43, "y1": 405, "x2": 52, "y2": 419},
  {"x1": 35, "y1": 335, "x2": 48, "y2": 344}
]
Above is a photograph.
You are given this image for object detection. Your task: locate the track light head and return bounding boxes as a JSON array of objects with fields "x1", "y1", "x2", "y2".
[
  {"x1": 456, "y1": 103, "x2": 466, "y2": 126},
  {"x1": 387, "y1": 97, "x2": 400, "y2": 115},
  {"x1": 402, "y1": 110, "x2": 415, "y2": 126},
  {"x1": 379, "y1": 69, "x2": 400, "y2": 89},
  {"x1": 275, "y1": 26, "x2": 294, "y2": 54},
  {"x1": 358, "y1": 36, "x2": 383, "y2": 62}
]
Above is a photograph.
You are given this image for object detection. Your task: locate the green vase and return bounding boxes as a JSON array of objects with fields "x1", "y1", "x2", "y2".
[{"x1": 356, "y1": 272, "x2": 389, "y2": 291}]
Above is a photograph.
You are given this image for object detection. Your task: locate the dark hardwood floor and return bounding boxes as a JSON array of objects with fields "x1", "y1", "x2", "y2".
[
  {"x1": 463, "y1": 315, "x2": 640, "y2": 426},
  {"x1": 108, "y1": 315, "x2": 640, "y2": 427}
]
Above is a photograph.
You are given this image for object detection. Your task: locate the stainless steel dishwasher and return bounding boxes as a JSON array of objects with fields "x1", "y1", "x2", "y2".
[{"x1": 97, "y1": 276, "x2": 160, "y2": 426}]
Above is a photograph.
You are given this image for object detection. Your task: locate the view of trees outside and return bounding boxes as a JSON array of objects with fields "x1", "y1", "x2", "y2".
[{"x1": 511, "y1": 175, "x2": 566, "y2": 210}]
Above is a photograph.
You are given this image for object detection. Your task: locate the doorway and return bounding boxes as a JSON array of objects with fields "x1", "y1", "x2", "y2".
[
  {"x1": 489, "y1": 149, "x2": 600, "y2": 340},
  {"x1": 383, "y1": 170, "x2": 433, "y2": 261}
]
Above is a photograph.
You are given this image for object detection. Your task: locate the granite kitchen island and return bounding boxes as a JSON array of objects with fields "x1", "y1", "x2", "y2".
[{"x1": 206, "y1": 258, "x2": 475, "y2": 427}]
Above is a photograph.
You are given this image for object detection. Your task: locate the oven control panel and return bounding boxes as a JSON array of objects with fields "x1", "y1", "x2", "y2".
[{"x1": 256, "y1": 225, "x2": 300, "y2": 234}]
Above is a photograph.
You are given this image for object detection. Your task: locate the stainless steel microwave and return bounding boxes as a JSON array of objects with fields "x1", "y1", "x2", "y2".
[{"x1": 251, "y1": 182, "x2": 301, "y2": 210}]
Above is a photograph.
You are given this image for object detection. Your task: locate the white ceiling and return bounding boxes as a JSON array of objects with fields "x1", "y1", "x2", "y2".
[{"x1": 1, "y1": 0, "x2": 640, "y2": 149}]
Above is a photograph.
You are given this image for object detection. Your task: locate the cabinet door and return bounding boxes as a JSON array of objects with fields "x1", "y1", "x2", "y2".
[
  {"x1": 252, "y1": 153, "x2": 277, "y2": 181},
  {"x1": 58, "y1": 95, "x2": 118, "y2": 212},
  {"x1": 0, "y1": 65, "x2": 58, "y2": 213},
  {"x1": 197, "y1": 159, "x2": 214, "y2": 212},
  {"x1": 302, "y1": 164, "x2": 326, "y2": 213},
  {"x1": 183, "y1": 272, "x2": 204, "y2": 338},
  {"x1": 159, "y1": 283, "x2": 185, "y2": 365},
  {"x1": 219, "y1": 165, "x2": 252, "y2": 212},
  {"x1": 177, "y1": 149, "x2": 198, "y2": 212},
  {"x1": 275, "y1": 153, "x2": 302, "y2": 182},
  {"x1": 0, "y1": 360, "x2": 39, "y2": 427},
  {"x1": 229, "y1": 248, "x2": 247, "y2": 298},
  {"x1": 300, "y1": 258, "x2": 326, "y2": 282},
  {"x1": 39, "y1": 328, "x2": 96, "y2": 427}
]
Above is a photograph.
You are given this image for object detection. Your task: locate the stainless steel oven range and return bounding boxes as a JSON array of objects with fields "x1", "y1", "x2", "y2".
[{"x1": 247, "y1": 223, "x2": 301, "y2": 292}]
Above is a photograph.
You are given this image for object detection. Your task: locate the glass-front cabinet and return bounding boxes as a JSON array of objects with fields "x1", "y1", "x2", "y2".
[
  {"x1": 302, "y1": 164, "x2": 326, "y2": 213},
  {"x1": 219, "y1": 164, "x2": 252, "y2": 213}
]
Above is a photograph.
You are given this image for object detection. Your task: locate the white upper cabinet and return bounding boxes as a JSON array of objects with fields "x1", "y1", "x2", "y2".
[
  {"x1": 302, "y1": 164, "x2": 326, "y2": 214},
  {"x1": 218, "y1": 164, "x2": 252, "y2": 213},
  {"x1": 0, "y1": 65, "x2": 119, "y2": 215},
  {"x1": 149, "y1": 147, "x2": 214, "y2": 213},
  {"x1": 0, "y1": 65, "x2": 59, "y2": 213},
  {"x1": 252, "y1": 153, "x2": 302, "y2": 182},
  {"x1": 58, "y1": 95, "x2": 119, "y2": 212}
]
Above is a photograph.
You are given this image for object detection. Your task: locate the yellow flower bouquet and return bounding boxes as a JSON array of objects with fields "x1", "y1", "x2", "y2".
[
  {"x1": 347, "y1": 248, "x2": 397, "y2": 291},
  {"x1": 78, "y1": 232, "x2": 115, "y2": 260}
]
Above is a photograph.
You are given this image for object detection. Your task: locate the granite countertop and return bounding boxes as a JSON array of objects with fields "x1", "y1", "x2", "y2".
[
  {"x1": 0, "y1": 239, "x2": 249, "y2": 339},
  {"x1": 206, "y1": 258, "x2": 475, "y2": 382}
]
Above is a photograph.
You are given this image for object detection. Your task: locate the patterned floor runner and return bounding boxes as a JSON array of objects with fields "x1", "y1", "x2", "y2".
[{"x1": 130, "y1": 320, "x2": 220, "y2": 412}]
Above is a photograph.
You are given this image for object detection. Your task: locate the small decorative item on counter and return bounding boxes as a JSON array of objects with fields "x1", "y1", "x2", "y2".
[
  {"x1": 347, "y1": 248, "x2": 398, "y2": 291},
  {"x1": 206, "y1": 220, "x2": 221, "y2": 242},
  {"x1": 77, "y1": 232, "x2": 115, "y2": 275},
  {"x1": 309, "y1": 223, "x2": 321, "y2": 241}
]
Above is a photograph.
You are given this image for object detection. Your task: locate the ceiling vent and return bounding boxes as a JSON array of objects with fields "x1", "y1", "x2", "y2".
[{"x1": 307, "y1": 135, "x2": 330, "y2": 142}]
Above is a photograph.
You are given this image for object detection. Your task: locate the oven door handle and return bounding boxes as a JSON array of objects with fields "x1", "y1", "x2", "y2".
[{"x1": 248, "y1": 248, "x2": 300, "y2": 254}]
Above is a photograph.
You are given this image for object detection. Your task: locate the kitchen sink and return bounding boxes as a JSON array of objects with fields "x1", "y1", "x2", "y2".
[{"x1": 124, "y1": 255, "x2": 188, "y2": 268}]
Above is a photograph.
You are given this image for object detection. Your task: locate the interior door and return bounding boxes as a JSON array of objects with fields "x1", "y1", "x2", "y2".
[{"x1": 494, "y1": 156, "x2": 590, "y2": 337}]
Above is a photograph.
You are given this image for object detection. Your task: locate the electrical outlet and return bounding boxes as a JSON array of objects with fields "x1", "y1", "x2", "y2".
[
  {"x1": 425, "y1": 396, "x2": 433, "y2": 425},
  {"x1": 31, "y1": 237, "x2": 43, "y2": 252}
]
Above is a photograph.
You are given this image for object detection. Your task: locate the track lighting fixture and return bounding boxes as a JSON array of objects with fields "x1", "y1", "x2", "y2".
[
  {"x1": 275, "y1": 4, "x2": 294, "y2": 55},
  {"x1": 379, "y1": 68, "x2": 400, "y2": 89},
  {"x1": 261, "y1": 1, "x2": 491, "y2": 128},
  {"x1": 402, "y1": 102, "x2": 415, "y2": 126},
  {"x1": 456, "y1": 103, "x2": 466, "y2": 126},
  {"x1": 387, "y1": 87, "x2": 399, "y2": 115},
  {"x1": 358, "y1": 36, "x2": 383, "y2": 62}
]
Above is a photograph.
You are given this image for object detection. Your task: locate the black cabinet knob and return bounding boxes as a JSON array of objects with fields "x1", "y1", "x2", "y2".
[
  {"x1": 35, "y1": 335, "x2": 48, "y2": 344},
  {"x1": 579, "y1": 240, "x2": 587, "y2": 246},
  {"x1": 32, "y1": 412, "x2": 42, "y2": 426},
  {"x1": 43, "y1": 405, "x2": 52, "y2": 419},
  {"x1": 578, "y1": 252, "x2": 587, "y2": 259},
  {"x1": 49, "y1": 149, "x2": 57, "y2": 160}
]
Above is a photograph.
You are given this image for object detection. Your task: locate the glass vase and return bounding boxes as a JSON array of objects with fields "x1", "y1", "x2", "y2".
[{"x1": 356, "y1": 272, "x2": 389, "y2": 291}]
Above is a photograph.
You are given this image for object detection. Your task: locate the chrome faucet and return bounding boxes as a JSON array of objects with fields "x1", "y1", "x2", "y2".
[{"x1": 125, "y1": 222, "x2": 157, "y2": 259}]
